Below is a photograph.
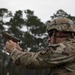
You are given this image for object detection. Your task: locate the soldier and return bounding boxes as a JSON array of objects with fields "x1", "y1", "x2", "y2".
[{"x1": 6, "y1": 17, "x2": 75, "y2": 75}]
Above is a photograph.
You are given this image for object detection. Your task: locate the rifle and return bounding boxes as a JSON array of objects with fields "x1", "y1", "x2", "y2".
[{"x1": 2, "y1": 32, "x2": 20, "y2": 43}]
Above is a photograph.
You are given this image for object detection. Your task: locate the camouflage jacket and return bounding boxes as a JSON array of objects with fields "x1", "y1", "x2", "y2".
[{"x1": 10, "y1": 38, "x2": 75, "y2": 75}]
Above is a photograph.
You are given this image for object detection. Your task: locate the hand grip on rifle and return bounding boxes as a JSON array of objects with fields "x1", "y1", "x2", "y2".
[{"x1": 2, "y1": 32, "x2": 20, "y2": 43}]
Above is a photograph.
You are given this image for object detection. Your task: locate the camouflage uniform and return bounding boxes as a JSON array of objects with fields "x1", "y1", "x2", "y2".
[{"x1": 10, "y1": 17, "x2": 75, "y2": 75}]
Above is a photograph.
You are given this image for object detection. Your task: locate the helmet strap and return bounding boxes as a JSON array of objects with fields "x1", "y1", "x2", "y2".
[
  {"x1": 53, "y1": 32, "x2": 72, "y2": 44},
  {"x1": 53, "y1": 33, "x2": 57, "y2": 44}
]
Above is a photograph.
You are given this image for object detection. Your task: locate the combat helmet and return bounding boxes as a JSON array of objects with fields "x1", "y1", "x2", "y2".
[{"x1": 47, "y1": 17, "x2": 75, "y2": 32}]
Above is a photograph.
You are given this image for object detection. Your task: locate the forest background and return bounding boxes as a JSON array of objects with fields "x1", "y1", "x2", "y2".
[{"x1": 0, "y1": 8, "x2": 75, "y2": 75}]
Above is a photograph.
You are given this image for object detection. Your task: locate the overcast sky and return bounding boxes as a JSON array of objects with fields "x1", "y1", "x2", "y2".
[{"x1": 0, "y1": 0, "x2": 75, "y2": 22}]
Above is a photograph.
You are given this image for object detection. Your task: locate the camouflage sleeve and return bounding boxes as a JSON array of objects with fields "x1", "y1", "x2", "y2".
[{"x1": 10, "y1": 43, "x2": 75, "y2": 69}]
